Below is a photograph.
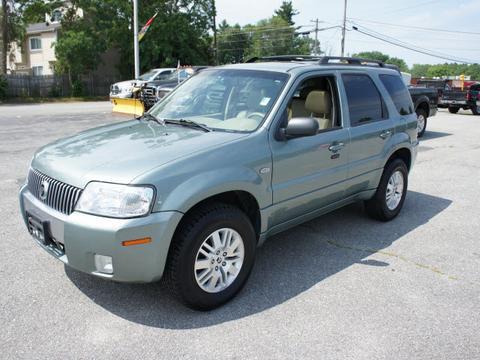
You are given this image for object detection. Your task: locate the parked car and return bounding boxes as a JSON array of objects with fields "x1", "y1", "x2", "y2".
[
  {"x1": 109, "y1": 68, "x2": 175, "y2": 98},
  {"x1": 408, "y1": 86, "x2": 438, "y2": 137},
  {"x1": 20, "y1": 56, "x2": 418, "y2": 310},
  {"x1": 140, "y1": 66, "x2": 209, "y2": 109}
]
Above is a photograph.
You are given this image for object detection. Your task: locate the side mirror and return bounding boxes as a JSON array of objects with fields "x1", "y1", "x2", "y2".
[{"x1": 280, "y1": 117, "x2": 319, "y2": 140}]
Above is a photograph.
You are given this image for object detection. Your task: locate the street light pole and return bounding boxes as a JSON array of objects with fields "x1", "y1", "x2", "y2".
[
  {"x1": 133, "y1": 0, "x2": 140, "y2": 78},
  {"x1": 340, "y1": 0, "x2": 347, "y2": 57}
]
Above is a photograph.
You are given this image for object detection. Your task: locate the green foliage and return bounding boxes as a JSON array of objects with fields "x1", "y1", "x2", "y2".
[
  {"x1": 411, "y1": 63, "x2": 480, "y2": 79},
  {"x1": 274, "y1": 1, "x2": 298, "y2": 26},
  {"x1": 352, "y1": 51, "x2": 408, "y2": 72},
  {"x1": 0, "y1": 75, "x2": 7, "y2": 99},
  {"x1": 71, "y1": 79, "x2": 83, "y2": 97},
  {"x1": 217, "y1": 3, "x2": 312, "y2": 64}
]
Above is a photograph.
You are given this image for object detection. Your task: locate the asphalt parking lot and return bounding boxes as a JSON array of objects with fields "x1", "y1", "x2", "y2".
[{"x1": 0, "y1": 102, "x2": 479, "y2": 359}]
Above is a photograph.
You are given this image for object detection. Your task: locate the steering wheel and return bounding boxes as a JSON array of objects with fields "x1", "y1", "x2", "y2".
[{"x1": 247, "y1": 112, "x2": 264, "y2": 121}]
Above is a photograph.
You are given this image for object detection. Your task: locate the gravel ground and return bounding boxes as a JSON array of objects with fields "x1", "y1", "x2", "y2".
[{"x1": 0, "y1": 102, "x2": 479, "y2": 360}]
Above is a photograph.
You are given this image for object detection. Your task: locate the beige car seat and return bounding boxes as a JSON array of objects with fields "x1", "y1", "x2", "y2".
[{"x1": 304, "y1": 90, "x2": 332, "y2": 130}]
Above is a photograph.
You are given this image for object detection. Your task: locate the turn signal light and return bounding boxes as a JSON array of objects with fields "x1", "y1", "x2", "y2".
[{"x1": 121, "y1": 237, "x2": 152, "y2": 247}]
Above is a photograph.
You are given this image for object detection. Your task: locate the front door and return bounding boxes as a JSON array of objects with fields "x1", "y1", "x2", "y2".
[{"x1": 269, "y1": 74, "x2": 350, "y2": 227}]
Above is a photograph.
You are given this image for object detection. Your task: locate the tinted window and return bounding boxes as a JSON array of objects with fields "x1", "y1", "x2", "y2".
[
  {"x1": 342, "y1": 74, "x2": 386, "y2": 126},
  {"x1": 380, "y1": 74, "x2": 414, "y2": 115}
]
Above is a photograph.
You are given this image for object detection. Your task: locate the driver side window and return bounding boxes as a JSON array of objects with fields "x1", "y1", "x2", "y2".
[{"x1": 286, "y1": 75, "x2": 341, "y2": 133}]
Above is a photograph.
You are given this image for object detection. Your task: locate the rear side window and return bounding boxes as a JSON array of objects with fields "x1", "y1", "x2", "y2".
[
  {"x1": 342, "y1": 74, "x2": 386, "y2": 126},
  {"x1": 380, "y1": 74, "x2": 414, "y2": 115}
]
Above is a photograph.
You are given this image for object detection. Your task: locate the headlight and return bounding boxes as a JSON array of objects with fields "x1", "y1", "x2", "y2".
[
  {"x1": 75, "y1": 182, "x2": 154, "y2": 218},
  {"x1": 121, "y1": 87, "x2": 133, "y2": 94}
]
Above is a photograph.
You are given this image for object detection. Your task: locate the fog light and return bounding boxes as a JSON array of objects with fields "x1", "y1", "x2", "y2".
[{"x1": 94, "y1": 254, "x2": 113, "y2": 274}]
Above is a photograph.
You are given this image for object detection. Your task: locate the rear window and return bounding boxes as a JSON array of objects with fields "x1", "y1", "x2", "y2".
[
  {"x1": 342, "y1": 74, "x2": 387, "y2": 126},
  {"x1": 380, "y1": 74, "x2": 414, "y2": 115}
]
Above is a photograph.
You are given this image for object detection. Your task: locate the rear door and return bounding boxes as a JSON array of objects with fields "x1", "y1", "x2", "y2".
[{"x1": 340, "y1": 72, "x2": 395, "y2": 196}]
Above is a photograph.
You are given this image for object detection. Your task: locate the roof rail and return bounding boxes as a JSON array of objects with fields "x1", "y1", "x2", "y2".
[
  {"x1": 245, "y1": 55, "x2": 322, "y2": 63},
  {"x1": 244, "y1": 55, "x2": 401, "y2": 72}
]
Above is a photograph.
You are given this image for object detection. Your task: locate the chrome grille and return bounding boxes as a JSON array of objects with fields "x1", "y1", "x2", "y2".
[{"x1": 27, "y1": 168, "x2": 82, "y2": 215}]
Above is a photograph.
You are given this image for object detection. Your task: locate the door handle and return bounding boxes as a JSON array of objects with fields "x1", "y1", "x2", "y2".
[
  {"x1": 328, "y1": 142, "x2": 345, "y2": 152},
  {"x1": 379, "y1": 130, "x2": 392, "y2": 139}
]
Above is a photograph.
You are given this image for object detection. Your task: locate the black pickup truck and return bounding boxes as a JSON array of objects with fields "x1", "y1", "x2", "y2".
[
  {"x1": 442, "y1": 84, "x2": 480, "y2": 115},
  {"x1": 408, "y1": 86, "x2": 438, "y2": 137},
  {"x1": 140, "y1": 66, "x2": 209, "y2": 110}
]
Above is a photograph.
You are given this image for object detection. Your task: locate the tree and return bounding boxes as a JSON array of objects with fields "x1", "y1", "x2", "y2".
[
  {"x1": 274, "y1": 1, "x2": 298, "y2": 26},
  {"x1": 1, "y1": 0, "x2": 24, "y2": 73},
  {"x1": 352, "y1": 51, "x2": 408, "y2": 72}
]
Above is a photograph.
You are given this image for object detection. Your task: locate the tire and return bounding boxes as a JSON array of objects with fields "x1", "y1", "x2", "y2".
[
  {"x1": 365, "y1": 159, "x2": 408, "y2": 222},
  {"x1": 448, "y1": 107, "x2": 459, "y2": 114},
  {"x1": 416, "y1": 108, "x2": 428, "y2": 138},
  {"x1": 471, "y1": 105, "x2": 480, "y2": 115},
  {"x1": 164, "y1": 202, "x2": 256, "y2": 310}
]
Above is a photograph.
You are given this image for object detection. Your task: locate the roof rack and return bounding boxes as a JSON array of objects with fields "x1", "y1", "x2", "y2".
[
  {"x1": 244, "y1": 55, "x2": 400, "y2": 71},
  {"x1": 245, "y1": 55, "x2": 323, "y2": 63}
]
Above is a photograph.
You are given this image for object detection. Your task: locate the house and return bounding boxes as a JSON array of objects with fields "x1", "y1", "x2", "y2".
[
  {"x1": 8, "y1": 22, "x2": 62, "y2": 75},
  {"x1": 7, "y1": 2, "x2": 82, "y2": 75}
]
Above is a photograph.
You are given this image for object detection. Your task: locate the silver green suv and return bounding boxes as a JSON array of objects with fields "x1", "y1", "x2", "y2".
[{"x1": 19, "y1": 56, "x2": 418, "y2": 310}]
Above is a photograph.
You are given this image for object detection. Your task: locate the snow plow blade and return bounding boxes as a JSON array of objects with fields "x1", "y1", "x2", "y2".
[{"x1": 111, "y1": 98, "x2": 144, "y2": 116}]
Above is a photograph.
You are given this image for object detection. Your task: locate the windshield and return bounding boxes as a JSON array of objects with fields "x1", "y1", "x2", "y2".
[
  {"x1": 149, "y1": 69, "x2": 288, "y2": 132},
  {"x1": 163, "y1": 68, "x2": 195, "y2": 82},
  {"x1": 137, "y1": 70, "x2": 158, "y2": 81}
]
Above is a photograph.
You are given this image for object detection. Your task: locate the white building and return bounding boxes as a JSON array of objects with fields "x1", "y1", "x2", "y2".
[{"x1": 7, "y1": 3, "x2": 83, "y2": 75}]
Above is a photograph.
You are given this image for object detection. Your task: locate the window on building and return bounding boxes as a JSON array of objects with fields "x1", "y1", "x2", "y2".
[
  {"x1": 342, "y1": 74, "x2": 387, "y2": 126},
  {"x1": 51, "y1": 9, "x2": 63, "y2": 23},
  {"x1": 379, "y1": 74, "x2": 414, "y2": 115},
  {"x1": 30, "y1": 37, "x2": 42, "y2": 51},
  {"x1": 32, "y1": 66, "x2": 43, "y2": 76}
]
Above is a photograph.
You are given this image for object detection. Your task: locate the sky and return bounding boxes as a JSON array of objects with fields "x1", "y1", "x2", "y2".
[{"x1": 215, "y1": 0, "x2": 480, "y2": 66}]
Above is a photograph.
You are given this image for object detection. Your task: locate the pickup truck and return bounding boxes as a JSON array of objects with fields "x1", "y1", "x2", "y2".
[
  {"x1": 408, "y1": 86, "x2": 438, "y2": 137},
  {"x1": 19, "y1": 56, "x2": 418, "y2": 310},
  {"x1": 443, "y1": 83, "x2": 480, "y2": 115},
  {"x1": 140, "y1": 66, "x2": 209, "y2": 110}
]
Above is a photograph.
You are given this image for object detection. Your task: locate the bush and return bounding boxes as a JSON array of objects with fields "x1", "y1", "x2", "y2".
[
  {"x1": 0, "y1": 75, "x2": 7, "y2": 99},
  {"x1": 71, "y1": 79, "x2": 84, "y2": 97}
]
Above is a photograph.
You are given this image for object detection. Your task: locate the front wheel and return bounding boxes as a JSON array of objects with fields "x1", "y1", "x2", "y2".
[
  {"x1": 365, "y1": 159, "x2": 408, "y2": 221},
  {"x1": 165, "y1": 203, "x2": 256, "y2": 310},
  {"x1": 448, "y1": 106, "x2": 459, "y2": 114},
  {"x1": 416, "y1": 109, "x2": 428, "y2": 138},
  {"x1": 471, "y1": 105, "x2": 480, "y2": 115}
]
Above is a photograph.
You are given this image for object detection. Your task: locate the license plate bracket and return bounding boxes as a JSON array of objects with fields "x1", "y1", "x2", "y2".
[{"x1": 26, "y1": 212, "x2": 64, "y2": 252}]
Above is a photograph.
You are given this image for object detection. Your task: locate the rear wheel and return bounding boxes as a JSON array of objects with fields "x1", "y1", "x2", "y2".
[
  {"x1": 416, "y1": 109, "x2": 427, "y2": 138},
  {"x1": 165, "y1": 203, "x2": 256, "y2": 310},
  {"x1": 471, "y1": 105, "x2": 480, "y2": 115},
  {"x1": 448, "y1": 106, "x2": 459, "y2": 114},
  {"x1": 365, "y1": 159, "x2": 408, "y2": 221}
]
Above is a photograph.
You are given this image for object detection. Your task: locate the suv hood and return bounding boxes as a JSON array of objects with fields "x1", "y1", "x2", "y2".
[{"x1": 32, "y1": 120, "x2": 246, "y2": 188}]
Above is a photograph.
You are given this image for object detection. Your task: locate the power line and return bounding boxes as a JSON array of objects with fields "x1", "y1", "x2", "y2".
[
  {"x1": 349, "y1": 22, "x2": 475, "y2": 61},
  {"x1": 351, "y1": 25, "x2": 477, "y2": 64},
  {"x1": 348, "y1": 17, "x2": 480, "y2": 36}
]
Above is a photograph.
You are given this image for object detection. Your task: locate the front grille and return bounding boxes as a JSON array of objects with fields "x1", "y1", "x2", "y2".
[
  {"x1": 141, "y1": 86, "x2": 158, "y2": 108},
  {"x1": 27, "y1": 168, "x2": 82, "y2": 215},
  {"x1": 110, "y1": 85, "x2": 120, "y2": 95}
]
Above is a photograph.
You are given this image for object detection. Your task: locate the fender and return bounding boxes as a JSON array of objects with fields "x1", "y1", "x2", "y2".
[
  {"x1": 413, "y1": 95, "x2": 431, "y2": 116},
  {"x1": 154, "y1": 166, "x2": 270, "y2": 214}
]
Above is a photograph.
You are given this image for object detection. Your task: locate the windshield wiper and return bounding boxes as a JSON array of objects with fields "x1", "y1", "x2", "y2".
[
  {"x1": 136, "y1": 113, "x2": 162, "y2": 125},
  {"x1": 162, "y1": 118, "x2": 211, "y2": 132}
]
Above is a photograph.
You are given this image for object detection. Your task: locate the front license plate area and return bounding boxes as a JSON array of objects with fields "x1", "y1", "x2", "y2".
[{"x1": 26, "y1": 212, "x2": 65, "y2": 254}]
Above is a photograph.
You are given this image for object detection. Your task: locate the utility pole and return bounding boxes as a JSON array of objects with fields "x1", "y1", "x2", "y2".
[
  {"x1": 310, "y1": 19, "x2": 320, "y2": 56},
  {"x1": 340, "y1": 0, "x2": 347, "y2": 57},
  {"x1": 212, "y1": 0, "x2": 218, "y2": 65},
  {"x1": 133, "y1": 0, "x2": 140, "y2": 79}
]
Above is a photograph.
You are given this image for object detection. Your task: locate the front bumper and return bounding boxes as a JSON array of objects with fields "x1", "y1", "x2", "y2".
[{"x1": 19, "y1": 185, "x2": 183, "y2": 283}]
